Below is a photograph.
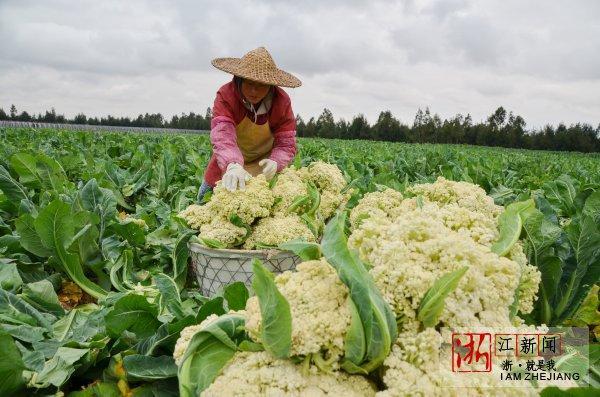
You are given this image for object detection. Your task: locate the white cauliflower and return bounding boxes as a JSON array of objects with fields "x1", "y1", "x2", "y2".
[
  {"x1": 117, "y1": 211, "x2": 149, "y2": 229},
  {"x1": 210, "y1": 175, "x2": 275, "y2": 224},
  {"x1": 245, "y1": 258, "x2": 351, "y2": 362},
  {"x1": 406, "y1": 176, "x2": 503, "y2": 220},
  {"x1": 179, "y1": 175, "x2": 275, "y2": 230},
  {"x1": 508, "y1": 242, "x2": 541, "y2": 316},
  {"x1": 199, "y1": 218, "x2": 247, "y2": 248},
  {"x1": 349, "y1": 188, "x2": 404, "y2": 229},
  {"x1": 349, "y1": 181, "x2": 540, "y2": 324},
  {"x1": 350, "y1": 187, "x2": 498, "y2": 246},
  {"x1": 203, "y1": 351, "x2": 376, "y2": 397},
  {"x1": 298, "y1": 161, "x2": 349, "y2": 218},
  {"x1": 243, "y1": 214, "x2": 316, "y2": 249},
  {"x1": 271, "y1": 167, "x2": 309, "y2": 215},
  {"x1": 299, "y1": 161, "x2": 347, "y2": 193},
  {"x1": 349, "y1": 208, "x2": 521, "y2": 331},
  {"x1": 178, "y1": 203, "x2": 213, "y2": 230},
  {"x1": 319, "y1": 189, "x2": 351, "y2": 220}
]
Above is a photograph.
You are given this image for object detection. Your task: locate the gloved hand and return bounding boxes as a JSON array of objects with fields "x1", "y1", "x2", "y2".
[
  {"x1": 259, "y1": 159, "x2": 277, "y2": 180},
  {"x1": 222, "y1": 163, "x2": 251, "y2": 191}
]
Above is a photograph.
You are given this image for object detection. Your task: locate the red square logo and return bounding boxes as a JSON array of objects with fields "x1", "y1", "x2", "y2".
[{"x1": 452, "y1": 333, "x2": 492, "y2": 372}]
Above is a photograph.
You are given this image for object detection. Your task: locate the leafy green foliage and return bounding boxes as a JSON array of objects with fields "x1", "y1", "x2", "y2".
[
  {"x1": 321, "y1": 212, "x2": 397, "y2": 373},
  {"x1": 223, "y1": 282, "x2": 250, "y2": 311},
  {"x1": 417, "y1": 267, "x2": 468, "y2": 327},
  {"x1": 521, "y1": 178, "x2": 600, "y2": 325},
  {"x1": 492, "y1": 199, "x2": 535, "y2": 256},
  {"x1": 0, "y1": 329, "x2": 27, "y2": 395},
  {"x1": 251, "y1": 259, "x2": 292, "y2": 358},
  {"x1": 178, "y1": 313, "x2": 246, "y2": 397},
  {"x1": 278, "y1": 238, "x2": 322, "y2": 260}
]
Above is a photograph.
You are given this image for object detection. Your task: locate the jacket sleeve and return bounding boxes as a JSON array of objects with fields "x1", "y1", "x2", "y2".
[
  {"x1": 269, "y1": 100, "x2": 297, "y2": 171},
  {"x1": 210, "y1": 91, "x2": 244, "y2": 170}
]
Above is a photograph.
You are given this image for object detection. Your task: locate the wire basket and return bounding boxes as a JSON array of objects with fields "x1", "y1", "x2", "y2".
[{"x1": 188, "y1": 242, "x2": 302, "y2": 297}]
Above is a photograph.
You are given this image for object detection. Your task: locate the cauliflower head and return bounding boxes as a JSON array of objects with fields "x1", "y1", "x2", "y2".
[
  {"x1": 349, "y1": 189, "x2": 404, "y2": 229},
  {"x1": 243, "y1": 214, "x2": 316, "y2": 250},
  {"x1": 299, "y1": 161, "x2": 347, "y2": 193},
  {"x1": 210, "y1": 174, "x2": 275, "y2": 224},
  {"x1": 203, "y1": 351, "x2": 376, "y2": 397},
  {"x1": 349, "y1": 209, "x2": 521, "y2": 331},
  {"x1": 199, "y1": 218, "x2": 247, "y2": 248},
  {"x1": 348, "y1": 181, "x2": 540, "y2": 325},
  {"x1": 271, "y1": 167, "x2": 309, "y2": 215},
  {"x1": 244, "y1": 258, "x2": 351, "y2": 362},
  {"x1": 406, "y1": 176, "x2": 503, "y2": 219},
  {"x1": 319, "y1": 189, "x2": 351, "y2": 220},
  {"x1": 178, "y1": 203, "x2": 213, "y2": 230}
]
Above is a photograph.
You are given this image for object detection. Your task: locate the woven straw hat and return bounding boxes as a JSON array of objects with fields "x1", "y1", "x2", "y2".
[{"x1": 211, "y1": 47, "x2": 302, "y2": 88}]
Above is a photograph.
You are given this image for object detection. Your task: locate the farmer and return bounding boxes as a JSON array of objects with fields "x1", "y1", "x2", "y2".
[{"x1": 198, "y1": 46, "x2": 302, "y2": 201}]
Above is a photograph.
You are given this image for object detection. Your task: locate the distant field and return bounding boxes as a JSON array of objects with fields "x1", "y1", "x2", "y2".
[{"x1": 2, "y1": 127, "x2": 598, "y2": 199}]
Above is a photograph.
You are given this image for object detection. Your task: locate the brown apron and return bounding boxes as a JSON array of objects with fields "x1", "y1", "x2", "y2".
[{"x1": 235, "y1": 116, "x2": 274, "y2": 176}]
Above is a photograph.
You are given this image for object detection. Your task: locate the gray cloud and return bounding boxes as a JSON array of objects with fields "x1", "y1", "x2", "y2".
[{"x1": 0, "y1": 0, "x2": 599, "y2": 128}]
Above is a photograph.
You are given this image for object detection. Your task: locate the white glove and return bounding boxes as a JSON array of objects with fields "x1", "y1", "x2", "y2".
[
  {"x1": 222, "y1": 163, "x2": 251, "y2": 191},
  {"x1": 259, "y1": 159, "x2": 277, "y2": 180}
]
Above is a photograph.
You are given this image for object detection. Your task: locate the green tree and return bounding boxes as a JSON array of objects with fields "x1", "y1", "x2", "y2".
[
  {"x1": 73, "y1": 113, "x2": 87, "y2": 124},
  {"x1": 295, "y1": 114, "x2": 307, "y2": 137},
  {"x1": 316, "y1": 108, "x2": 336, "y2": 138},
  {"x1": 348, "y1": 114, "x2": 370, "y2": 140},
  {"x1": 10, "y1": 104, "x2": 17, "y2": 119},
  {"x1": 335, "y1": 118, "x2": 349, "y2": 139},
  {"x1": 373, "y1": 111, "x2": 402, "y2": 141},
  {"x1": 17, "y1": 111, "x2": 32, "y2": 121}
]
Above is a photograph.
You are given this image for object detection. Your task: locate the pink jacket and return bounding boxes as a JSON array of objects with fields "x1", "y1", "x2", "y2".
[{"x1": 204, "y1": 78, "x2": 297, "y2": 187}]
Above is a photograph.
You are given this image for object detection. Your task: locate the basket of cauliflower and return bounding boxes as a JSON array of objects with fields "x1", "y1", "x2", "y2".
[{"x1": 178, "y1": 161, "x2": 351, "y2": 296}]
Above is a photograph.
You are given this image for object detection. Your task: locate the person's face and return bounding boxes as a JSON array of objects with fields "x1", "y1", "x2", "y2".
[{"x1": 240, "y1": 79, "x2": 271, "y2": 105}]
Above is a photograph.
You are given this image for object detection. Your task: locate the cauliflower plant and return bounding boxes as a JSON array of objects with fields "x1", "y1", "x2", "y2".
[
  {"x1": 245, "y1": 258, "x2": 351, "y2": 363},
  {"x1": 349, "y1": 180, "x2": 540, "y2": 321},
  {"x1": 203, "y1": 351, "x2": 376, "y2": 397},
  {"x1": 349, "y1": 208, "x2": 522, "y2": 331},
  {"x1": 243, "y1": 214, "x2": 316, "y2": 250}
]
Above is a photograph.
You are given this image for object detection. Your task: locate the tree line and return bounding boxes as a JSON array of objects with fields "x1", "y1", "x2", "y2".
[
  {"x1": 1, "y1": 104, "x2": 599, "y2": 152},
  {"x1": 0, "y1": 104, "x2": 212, "y2": 130},
  {"x1": 296, "y1": 107, "x2": 600, "y2": 153}
]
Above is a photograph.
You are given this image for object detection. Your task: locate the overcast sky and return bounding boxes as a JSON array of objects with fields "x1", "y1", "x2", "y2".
[{"x1": 1, "y1": 0, "x2": 599, "y2": 128}]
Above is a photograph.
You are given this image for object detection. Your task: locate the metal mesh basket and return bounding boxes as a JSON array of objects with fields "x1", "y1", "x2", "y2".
[{"x1": 188, "y1": 242, "x2": 302, "y2": 296}]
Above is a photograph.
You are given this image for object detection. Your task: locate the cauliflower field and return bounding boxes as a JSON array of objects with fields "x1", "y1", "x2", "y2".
[{"x1": 0, "y1": 128, "x2": 599, "y2": 396}]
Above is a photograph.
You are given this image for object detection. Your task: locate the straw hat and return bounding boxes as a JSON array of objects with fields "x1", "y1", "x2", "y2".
[{"x1": 211, "y1": 47, "x2": 302, "y2": 88}]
